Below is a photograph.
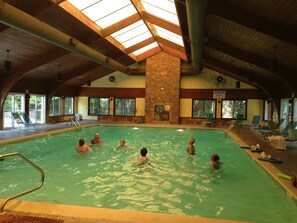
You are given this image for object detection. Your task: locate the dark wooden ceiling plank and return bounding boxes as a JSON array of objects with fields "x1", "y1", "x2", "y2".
[
  {"x1": 205, "y1": 38, "x2": 297, "y2": 89},
  {"x1": 208, "y1": 0, "x2": 297, "y2": 47},
  {"x1": 0, "y1": 47, "x2": 69, "y2": 108}
]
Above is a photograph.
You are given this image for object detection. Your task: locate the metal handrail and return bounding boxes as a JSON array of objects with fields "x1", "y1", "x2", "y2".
[
  {"x1": 0, "y1": 152, "x2": 45, "y2": 213},
  {"x1": 225, "y1": 123, "x2": 235, "y2": 137},
  {"x1": 67, "y1": 118, "x2": 81, "y2": 128}
]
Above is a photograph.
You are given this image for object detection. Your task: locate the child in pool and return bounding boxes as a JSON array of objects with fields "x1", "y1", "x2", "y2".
[
  {"x1": 76, "y1": 138, "x2": 92, "y2": 154},
  {"x1": 210, "y1": 153, "x2": 222, "y2": 168},
  {"x1": 90, "y1": 133, "x2": 102, "y2": 145},
  {"x1": 187, "y1": 137, "x2": 195, "y2": 155}
]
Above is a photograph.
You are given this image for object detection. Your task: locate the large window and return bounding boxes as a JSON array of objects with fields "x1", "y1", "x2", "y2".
[
  {"x1": 49, "y1": 97, "x2": 61, "y2": 116},
  {"x1": 263, "y1": 100, "x2": 273, "y2": 121},
  {"x1": 3, "y1": 93, "x2": 25, "y2": 128},
  {"x1": 192, "y1": 99, "x2": 216, "y2": 118},
  {"x1": 64, "y1": 97, "x2": 74, "y2": 115},
  {"x1": 222, "y1": 100, "x2": 246, "y2": 119},
  {"x1": 29, "y1": 95, "x2": 45, "y2": 123},
  {"x1": 89, "y1": 97, "x2": 109, "y2": 115},
  {"x1": 114, "y1": 98, "x2": 135, "y2": 116}
]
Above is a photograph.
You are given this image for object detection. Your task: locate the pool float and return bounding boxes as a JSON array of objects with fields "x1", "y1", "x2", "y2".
[
  {"x1": 258, "y1": 157, "x2": 283, "y2": 163},
  {"x1": 250, "y1": 144, "x2": 263, "y2": 152},
  {"x1": 277, "y1": 173, "x2": 292, "y2": 181}
]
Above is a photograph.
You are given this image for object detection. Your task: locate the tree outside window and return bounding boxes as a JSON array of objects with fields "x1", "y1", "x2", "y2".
[
  {"x1": 192, "y1": 99, "x2": 216, "y2": 118},
  {"x1": 193, "y1": 99, "x2": 216, "y2": 118},
  {"x1": 64, "y1": 97, "x2": 74, "y2": 115},
  {"x1": 222, "y1": 100, "x2": 246, "y2": 119},
  {"x1": 89, "y1": 98, "x2": 109, "y2": 115},
  {"x1": 49, "y1": 97, "x2": 61, "y2": 116},
  {"x1": 114, "y1": 98, "x2": 135, "y2": 116}
]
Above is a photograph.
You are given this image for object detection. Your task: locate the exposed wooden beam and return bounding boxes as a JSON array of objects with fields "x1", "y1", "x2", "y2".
[
  {"x1": 125, "y1": 37, "x2": 155, "y2": 54},
  {"x1": 136, "y1": 46, "x2": 162, "y2": 62},
  {"x1": 142, "y1": 11, "x2": 181, "y2": 35},
  {"x1": 208, "y1": 0, "x2": 297, "y2": 47},
  {"x1": 203, "y1": 55, "x2": 292, "y2": 108},
  {"x1": 102, "y1": 13, "x2": 141, "y2": 37},
  {"x1": 205, "y1": 38, "x2": 297, "y2": 93},
  {"x1": 156, "y1": 36, "x2": 185, "y2": 53}
]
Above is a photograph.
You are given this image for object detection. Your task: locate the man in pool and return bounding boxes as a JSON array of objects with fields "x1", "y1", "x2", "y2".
[
  {"x1": 90, "y1": 133, "x2": 102, "y2": 145},
  {"x1": 138, "y1": 147, "x2": 149, "y2": 162},
  {"x1": 187, "y1": 137, "x2": 195, "y2": 155},
  {"x1": 76, "y1": 138, "x2": 92, "y2": 154}
]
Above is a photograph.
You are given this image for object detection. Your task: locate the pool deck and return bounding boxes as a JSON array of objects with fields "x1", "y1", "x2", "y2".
[{"x1": 0, "y1": 120, "x2": 296, "y2": 223}]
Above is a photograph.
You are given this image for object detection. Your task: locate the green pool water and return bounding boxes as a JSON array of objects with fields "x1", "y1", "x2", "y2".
[{"x1": 0, "y1": 125, "x2": 296, "y2": 222}]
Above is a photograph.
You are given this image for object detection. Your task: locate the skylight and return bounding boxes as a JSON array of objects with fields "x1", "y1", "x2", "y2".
[
  {"x1": 65, "y1": 0, "x2": 185, "y2": 60},
  {"x1": 141, "y1": 0, "x2": 179, "y2": 25}
]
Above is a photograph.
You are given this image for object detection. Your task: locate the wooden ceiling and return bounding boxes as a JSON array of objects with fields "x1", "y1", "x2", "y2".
[{"x1": 0, "y1": 0, "x2": 296, "y2": 103}]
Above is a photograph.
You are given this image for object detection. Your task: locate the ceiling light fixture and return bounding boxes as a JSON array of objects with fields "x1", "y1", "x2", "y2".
[{"x1": 4, "y1": 49, "x2": 12, "y2": 73}]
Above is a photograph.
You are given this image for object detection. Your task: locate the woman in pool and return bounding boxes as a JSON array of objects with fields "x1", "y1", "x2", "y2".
[
  {"x1": 187, "y1": 137, "x2": 195, "y2": 155},
  {"x1": 210, "y1": 153, "x2": 222, "y2": 168},
  {"x1": 76, "y1": 138, "x2": 92, "y2": 154},
  {"x1": 90, "y1": 133, "x2": 102, "y2": 145}
]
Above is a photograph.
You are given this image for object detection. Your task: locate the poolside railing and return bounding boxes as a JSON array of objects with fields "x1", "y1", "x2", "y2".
[
  {"x1": 225, "y1": 123, "x2": 235, "y2": 137},
  {"x1": 0, "y1": 152, "x2": 45, "y2": 213},
  {"x1": 67, "y1": 118, "x2": 81, "y2": 129}
]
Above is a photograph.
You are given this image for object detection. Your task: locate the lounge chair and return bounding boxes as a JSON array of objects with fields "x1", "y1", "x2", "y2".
[
  {"x1": 11, "y1": 111, "x2": 39, "y2": 130},
  {"x1": 247, "y1": 115, "x2": 261, "y2": 129}
]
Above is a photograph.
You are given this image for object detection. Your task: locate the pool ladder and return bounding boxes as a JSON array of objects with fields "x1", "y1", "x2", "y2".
[
  {"x1": 225, "y1": 123, "x2": 235, "y2": 137},
  {"x1": 67, "y1": 118, "x2": 81, "y2": 129},
  {"x1": 0, "y1": 152, "x2": 45, "y2": 213}
]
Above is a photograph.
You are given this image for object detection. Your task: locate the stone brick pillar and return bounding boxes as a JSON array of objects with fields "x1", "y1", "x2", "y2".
[{"x1": 145, "y1": 52, "x2": 180, "y2": 124}]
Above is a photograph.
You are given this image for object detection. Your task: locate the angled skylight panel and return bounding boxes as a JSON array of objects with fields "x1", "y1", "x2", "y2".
[
  {"x1": 155, "y1": 26, "x2": 184, "y2": 46},
  {"x1": 141, "y1": 0, "x2": 179, "y2": 25},
  {"x1": 68, "y1": 0, "x2": 136, "y2": 29},
  {"x1": 68, "y1": 0, "x2": 99, "y2": 10},
  {"x1": 111, "y1": 21, "x2": 153, "y2": 48},
  {"x1": 133, "y1": 42, "x2": 159, "y2": 56}
]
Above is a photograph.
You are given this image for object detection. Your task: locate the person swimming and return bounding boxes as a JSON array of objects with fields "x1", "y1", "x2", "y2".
[
  {"x1": 119, "y1": 139, "x2": 126, "y2": 148},
  {"x1": 90, "y1": 133, "x2": 102, "y2": 145},
  {"x1": 76, "y1": 138, "x2": 92, "y2": 154},
  {"x1": 210, "y1": 153, "x2": 222, "y2": 168},
  {"x1": 187, "y1": 137, "x2": 195, "y2": 155}
]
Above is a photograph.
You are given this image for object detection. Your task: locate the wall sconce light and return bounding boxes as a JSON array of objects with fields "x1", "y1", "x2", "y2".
[{"x1": 161, "y1": 87, "x2": 165, "y2": 91}]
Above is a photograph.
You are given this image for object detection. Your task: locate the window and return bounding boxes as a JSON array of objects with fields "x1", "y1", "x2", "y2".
[
  {"x1": 222, "y1": 100, "x2": 246, "y2": 119},
  {"x1": 192, "y1": 99, "x2": 216, "y2": 118},
  {"x1": 263, "y1": 100, "x2": 273, "y2": 121},
  {"x1": 64, "y1": 97, "x2": 74, "y2": 115},
  {"x1": 114, "y1": 98, "x2": 135, "y2": 116},
  {"x1": 89, "y1": 98, "x2": 109, "y2": 115},
  {"x1": 49, "y1": 97, "x2": 61, "y2": 116},
  {"x1": 3, "y1": 93, "x2": 25, "y2": 128},
  {"x1": 29, "y1": 95, "x2": 46, "y2": 123}
]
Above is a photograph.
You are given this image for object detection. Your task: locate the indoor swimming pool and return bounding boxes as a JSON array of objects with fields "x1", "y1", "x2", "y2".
[{"x1": 0, "y1": 125, "x2": 296, "y2": 222}]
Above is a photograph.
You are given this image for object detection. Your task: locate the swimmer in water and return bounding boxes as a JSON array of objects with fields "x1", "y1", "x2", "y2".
[
  {"x1": 90, "y1": 133, "x2": 102, "y2": 145},
  {"x1": 210, "y1": 153, "x2": 222, "y2": 168},
  {"x1": 76, "y1": 138, "x2": 92, "y2": 154},
  {"x1": 187, "y1": 137, "x2": 195, "y2": 155}
]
